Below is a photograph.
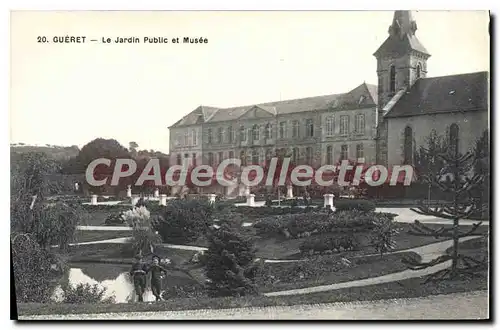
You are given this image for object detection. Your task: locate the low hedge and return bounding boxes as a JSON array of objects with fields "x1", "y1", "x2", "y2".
[
  {"x1": 334, "y1": 199, "x2": 376, "y2": 213},
  {"x1": 299, "y1": 234, "x2": 359, "y2": 255},
  {"x1": 233, "y1": 206, "x2": 317, "y2": 219},
  {"x1": 253, "y1": 210, "x2": 377, "y2": 239}
]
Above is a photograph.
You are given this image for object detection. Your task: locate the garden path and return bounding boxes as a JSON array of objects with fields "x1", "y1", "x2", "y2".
[
  {"x1": 263, "y1": 236, "x2": 480, "y2": 296},
  {"x1": 20, "y1": 290, "x2": 488, "y2": 320}
]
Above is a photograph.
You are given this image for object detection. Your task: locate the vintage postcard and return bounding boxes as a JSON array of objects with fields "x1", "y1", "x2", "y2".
[{"x1": 10, "y1": 10, "x2": 490, "y2": 320}]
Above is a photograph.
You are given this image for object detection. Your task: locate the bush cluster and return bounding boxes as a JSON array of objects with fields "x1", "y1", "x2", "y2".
[
  {"x1": 152, "y1": 199, "x2": 212, "y2": 244},
  {"x1": 299, "y1": 234, "x2": 358, "y2": 255},
  {"x1": 60, "y1": 283, "x2": 115, "y2": 304},
  {"x1": 334, "y1": 199, "x2": 376, "y2": 213},
  {"x1": 233, "y1": 206, "x2": 317, "y2": 219},
  {"x1": 253, "y1": 210, "x2": 377, "y2": 239},
  {"x1": 11, "y1": 233, "x2": 65, "y2": 303},
  {"x1": 104, "y1": 212, "x2": 125, "y2": 225},
  {"x1": 257, "y1": 254, "x2": 352, "y2": 286}
]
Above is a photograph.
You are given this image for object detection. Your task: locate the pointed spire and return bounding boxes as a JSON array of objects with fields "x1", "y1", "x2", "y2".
[{"x1": 388, "y1": 11, "x2": 418, "y2": 39}]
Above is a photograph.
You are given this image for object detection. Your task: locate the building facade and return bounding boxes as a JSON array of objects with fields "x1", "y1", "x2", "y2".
[{"x1": 168, "y1": 11, "x2": 489, "y2": 196}]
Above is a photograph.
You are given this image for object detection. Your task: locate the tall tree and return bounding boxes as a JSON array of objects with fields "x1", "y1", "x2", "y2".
[
  {"x1": 413, "y1": 130, "x2": 449, "y2": 202},
  {"x1": 402, "y1": 145, "x2": 487, "y2": 281}
]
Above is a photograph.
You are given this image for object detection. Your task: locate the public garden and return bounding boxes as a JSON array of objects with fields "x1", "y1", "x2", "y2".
[{"x1": 11, "y1": 135, "x2": 490, "y2": 316}]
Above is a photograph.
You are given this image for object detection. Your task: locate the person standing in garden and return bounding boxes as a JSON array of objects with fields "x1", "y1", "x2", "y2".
[
  {"x1": 148, "y1": 255, "x2": 168, "y2": 302},
  {"x1": 129, "y1": 254, "x2": 148, "y2": 302}
]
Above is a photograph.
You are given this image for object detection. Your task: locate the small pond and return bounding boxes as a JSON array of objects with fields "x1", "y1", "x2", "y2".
[{"x1": 52, "y1": 262, "x2": 198, "y2": 303}]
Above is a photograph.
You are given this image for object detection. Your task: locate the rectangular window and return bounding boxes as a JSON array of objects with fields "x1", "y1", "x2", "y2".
[
  {"x1": 217, "y1": 127, "x2": 224, "y2": 143},
  {"x1": 176, "y1": 154, "x2": 182, "y2": 165},
  {"x1": 341, "y1": 144, "x2": 348, "y2": 160},
  {"x1": 191, "y1": 130, "x2": 197, "y2": 146},
  {"x1": 240, "y1": 126, "x2": 247, "y2": 142},
  {"x1": 306, "y1": 147, "x2": 313, "y2": 164},
  {"x1": 326, "y1": 145, "x2": 333, "y2": 164},
  {"x1": 192, "y1": 153, "x2": 197, "y2": 166},
  {"x1": 227, "y1": 126, "x2": 234, "y2": 143},
  {"x1": 356, "y1": 144, "x2": 364, "y2": 160},
  {"x1": 208, "y1": 153, "x2": 214, "y2": 166},
  {"x1": 184, "y1": 131, "x2": 189, "y2": 146},
  {"x1": 340, "y1": 116, "x2": 349, "y2": 136},
  {"x1": 218, "y1": 152, "x2": 224, "y2": 164},
  {"x1": 207, "y1": 128, "x2": 213, "y2": 144},
  {"x1": 252, "y1": 125, "x2": 260, "y2": 141},
  {"x1": 325, "y1": 116, "x2": 334, "y2": 136},
  {"x1": 306, "y1": 119, "x2": 314, "y2": 137},
  {"x1": 292, "y1": 120, "x2": 300, "y2": 138},
  {"x1": 265, "y1": 124, "x2": 272, "y2": 139},
  {"x1": 279, "y1": 121, "x2": 287, "y2": 139},
  {"x1": 228, "y1": 151, "x2": 234, "y2": 159},
  {"x1": 355, "y1": 114, "x2": 365, "y2": 134}
]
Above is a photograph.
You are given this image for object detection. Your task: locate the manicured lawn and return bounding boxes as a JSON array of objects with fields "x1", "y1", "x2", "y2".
[
  {"x1": 17, "y1": 270, "x2": 487, "y2": 316},
  {"x1": 73, "y1": 230, "x2": 132, "y2": 243}
]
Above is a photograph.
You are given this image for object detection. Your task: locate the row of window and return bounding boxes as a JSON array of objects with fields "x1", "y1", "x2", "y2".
[
  {"x1": 175, "y1": 143, "x2": 365, "y2": 167},
  {"x1": 174, "y1": 130, "x2": 198, "y2": 147},
  {"x1": 200, "y1": 114, "x2": 366, "y2": 145}
]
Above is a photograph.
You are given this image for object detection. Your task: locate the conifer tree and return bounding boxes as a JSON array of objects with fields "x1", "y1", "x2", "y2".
[
  {"x1": 205, "y1": 224, "x2": 259, "y2": 297},
  {"x1": 402, "y1": 135, "x2": 488, "y2": 281}
]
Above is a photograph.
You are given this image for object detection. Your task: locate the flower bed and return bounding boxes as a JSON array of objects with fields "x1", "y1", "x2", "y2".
[
  {"x1": 257, "y1": 251, "x2": 420, "y2": 292},
  {"x1": 253, "y1": 210, "x2": 379, "y2": 239}
]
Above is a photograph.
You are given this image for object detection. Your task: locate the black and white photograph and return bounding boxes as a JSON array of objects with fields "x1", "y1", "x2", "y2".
[{"x1": 9, "y1": 8, "x2": 490, "y2": 320}]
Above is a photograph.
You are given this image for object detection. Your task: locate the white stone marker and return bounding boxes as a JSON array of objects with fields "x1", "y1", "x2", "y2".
[
  {"x1": 91, "y1": 194, "x2": 98, "y2": 205},
  {"x1": 286, "y1": 185, "x2": 294, "y2": 199},
  {"x1": 208, "y1": 194, "x2": 217, "y2": 204},
  {"x1": 154, "y1": 188, "x2": 159, "y2": 198},
  {"x1": 324, "y1": 194, "x2": 334, "y2": 210},
  {"x1": 247, "y1": 194, "x2": 255, "y2": 207},
  {"x1": 244, "y1": 186, "x2": 251, "y2": 197},
  {"x1": 127, "y1": 185, "x2": 132, "y2": 198},
  {"x1": 159, "y1": 194, "x2": 167, "y2": 206}
]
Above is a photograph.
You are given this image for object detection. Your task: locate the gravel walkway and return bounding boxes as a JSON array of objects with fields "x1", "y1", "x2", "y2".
[{"x1": 20, "y1": 291, "x2": 488, "y2": 320}]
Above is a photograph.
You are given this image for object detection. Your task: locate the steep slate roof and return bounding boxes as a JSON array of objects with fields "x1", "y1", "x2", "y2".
[
  {"x1": 170, "y1": 83, "x2": 378, "y2": 127},
  {"x1": 384, "y1": 71, "x2": 489, "y2": 118},
  {"x1": 170, "y1": 106, "x2": 219, "y2": 127},
  {"x1": 374, "y1": 33, "x2": 430, "y2": 57},
  {"x1": 374, "y1": 11, "x2": 430, "y2": 57}
]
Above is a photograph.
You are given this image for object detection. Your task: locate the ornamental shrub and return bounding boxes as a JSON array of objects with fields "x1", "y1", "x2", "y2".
[
  {"x1": 61, "y1": 283, "x2": 115, "y2": 304},
  {"x1": 153, "y1": 199, "x2": 212, "y2": 244},
  {"x1": 205, "y1": 225, "x2": 259, "y2": 297},
  {"x1": 334, "y1": 199, "x2": 376, "y2": 213}
]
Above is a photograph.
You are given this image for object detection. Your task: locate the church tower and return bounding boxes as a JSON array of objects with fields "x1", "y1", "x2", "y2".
[{"x1": 374, "y1": 11, "x2": 431, "y2": 165}]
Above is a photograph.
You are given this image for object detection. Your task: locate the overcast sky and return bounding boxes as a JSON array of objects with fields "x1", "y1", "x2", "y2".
[{"x1": 10, "y1": 10, "x2": 489, "y2": 153}]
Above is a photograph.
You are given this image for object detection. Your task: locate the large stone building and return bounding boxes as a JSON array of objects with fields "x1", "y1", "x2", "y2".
[{"x1": 168, "y1": 11, "x2": 489, "y2": 196}]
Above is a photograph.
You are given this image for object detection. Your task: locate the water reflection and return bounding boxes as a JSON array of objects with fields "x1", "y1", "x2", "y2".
[{"x1": 52, "y1": 263, "x2": 160, "y2": 303}]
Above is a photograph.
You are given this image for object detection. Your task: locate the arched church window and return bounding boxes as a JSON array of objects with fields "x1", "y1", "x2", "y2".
[
  {"x1": 390, "y1": 65, "x2": 396, "y2": 94},
  {"x1": 403, "y1": 126, "x2": 413, "y2": 164},
  {"x1": 416, "y1": 63, "x2": 422, "y2": 79},
  {"x1": 449, "y1": 124, "x2": 459, "y2": 156}
]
